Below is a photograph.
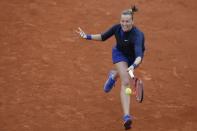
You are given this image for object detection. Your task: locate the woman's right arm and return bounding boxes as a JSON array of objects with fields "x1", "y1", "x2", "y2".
[{"x1": 76, "y1": 25, "x2": 117, "y2": 41}]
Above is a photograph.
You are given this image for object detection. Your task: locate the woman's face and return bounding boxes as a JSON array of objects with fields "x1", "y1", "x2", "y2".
[{"x1": 120, "y1": 14, "x2": 133, "y2": 32}]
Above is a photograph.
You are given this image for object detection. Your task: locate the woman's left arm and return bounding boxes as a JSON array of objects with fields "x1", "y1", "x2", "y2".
[{"x1": 128, "y1": 32, "x2": 144, "y2": 71}]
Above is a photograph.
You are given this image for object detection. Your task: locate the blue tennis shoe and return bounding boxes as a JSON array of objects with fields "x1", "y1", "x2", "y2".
[
  {"x1": 103, "y1": 72, "x2": 116, "y2": 93},
  {"x1": 123, "y1": 115, "x2": 132, "y2": 130}
]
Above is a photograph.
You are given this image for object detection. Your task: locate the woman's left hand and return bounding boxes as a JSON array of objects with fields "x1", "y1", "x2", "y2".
[
  {"x1": 127, "y1": 65, "x2": 135, "y2": 78},
  {"x1": 127, "y1": 65, "x2": 134, "y2": 72}
]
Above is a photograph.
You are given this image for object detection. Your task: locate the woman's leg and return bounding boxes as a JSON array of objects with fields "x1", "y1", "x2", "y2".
[{"x1": 115, "y1": 61, "x2": 131, "y2": 116}]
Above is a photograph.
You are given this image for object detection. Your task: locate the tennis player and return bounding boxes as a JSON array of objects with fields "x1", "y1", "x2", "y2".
[{"x1": 76, "y1": 5, "x2": 145, "y2": 130}]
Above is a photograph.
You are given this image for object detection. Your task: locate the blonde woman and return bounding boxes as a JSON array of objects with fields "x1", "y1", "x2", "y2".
[{"x1": 76, "y1": 6, "x2": 145, "y2": 130}]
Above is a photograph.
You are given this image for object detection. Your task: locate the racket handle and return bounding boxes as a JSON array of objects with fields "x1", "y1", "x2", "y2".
[{"x1": 129, "y1": 70, "x2": 135, "y2": 78}]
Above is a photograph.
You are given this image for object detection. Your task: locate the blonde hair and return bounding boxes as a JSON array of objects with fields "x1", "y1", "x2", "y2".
[{"x1": 122, "y1": 5, "x2": 138, "y2": 20}]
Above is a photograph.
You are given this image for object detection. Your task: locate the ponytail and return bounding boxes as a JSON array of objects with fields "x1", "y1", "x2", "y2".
[
  {"x1": 127, "y1": 5, "x2": 138, "y2": 15},
  {"x1": 131, "y1": 5, "x2": 138, "y2": 13}
]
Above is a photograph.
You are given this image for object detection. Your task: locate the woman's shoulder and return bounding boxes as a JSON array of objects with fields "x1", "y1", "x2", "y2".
[
  {"x1": 133, "y1": 26, "x2": 141, "y2": 31},
  {"x1": 105, "y1": 24, "x2": 121, "y2": 33},
  {"x1": 132, "y1": 26, "x2": 144, "y2": 35},
  {"x1": 111, "y1": 24, "x2": 121, "y2": 29}
]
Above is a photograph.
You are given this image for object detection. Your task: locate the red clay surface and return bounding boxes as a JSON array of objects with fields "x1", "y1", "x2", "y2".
[{"x1": 0, "y1": 0, "x2": 197, "y2": 131}]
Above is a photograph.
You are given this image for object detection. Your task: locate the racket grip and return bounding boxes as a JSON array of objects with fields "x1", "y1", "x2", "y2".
[{"x1": 129, "y1": 70, "x2": 135, "y2": 78}]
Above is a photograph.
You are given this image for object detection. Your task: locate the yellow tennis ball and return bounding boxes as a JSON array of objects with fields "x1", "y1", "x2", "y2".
[{"x1": 125, "y1": 88, "x2": 132, "y2": 95}]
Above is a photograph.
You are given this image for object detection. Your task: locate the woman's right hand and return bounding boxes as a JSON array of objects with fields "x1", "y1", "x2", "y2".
[{"x1": 76, "y1": 27, "x2": 87, "y2": 39}]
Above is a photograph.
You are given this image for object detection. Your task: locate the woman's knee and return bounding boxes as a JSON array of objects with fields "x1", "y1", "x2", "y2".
[{"x1": 121, "y1": 78, "x2": 130, "y2": 87}]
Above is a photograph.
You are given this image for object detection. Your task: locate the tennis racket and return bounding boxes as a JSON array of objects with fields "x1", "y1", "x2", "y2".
[{"x1": 129, "y1": 70, "x2": 144, "y2": 103}]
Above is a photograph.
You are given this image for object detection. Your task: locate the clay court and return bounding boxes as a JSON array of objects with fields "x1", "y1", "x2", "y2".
[{"x1": 0, "y1": 0, "x2": 197, "y2": 131}]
